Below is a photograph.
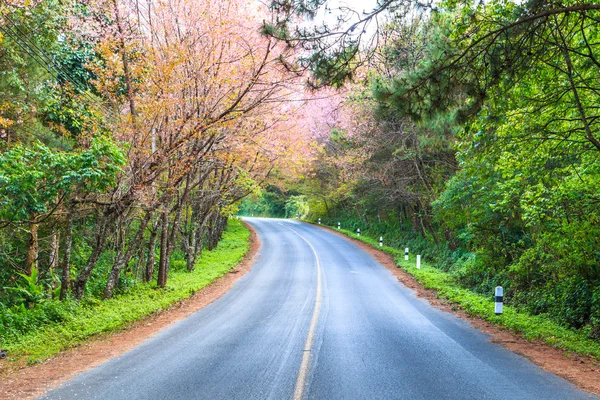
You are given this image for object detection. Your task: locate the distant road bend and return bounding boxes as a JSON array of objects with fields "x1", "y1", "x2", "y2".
[{"x1": 42, "y1": 218, "x2": 596, "y2": 400}]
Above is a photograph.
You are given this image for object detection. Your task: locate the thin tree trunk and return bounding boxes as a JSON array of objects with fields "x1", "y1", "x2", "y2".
[
  {"x1": 104, "y1": 211, "x2": 152, "y2": 299},
  {"x1": 323, "y1": 199, "x2": 330, "y2": 216},
  {"x1": 194, "y1": 224, "x2": 205, "y2": 259},
  {"x1": 60, "y1": 212, "x2": 73, "y2": 300},
  {"x1": 49, "y1": 230, "x2": 60, "y2": 271},
  {"x1": 145, "y1": 225, "x2": 158, "y2": 282},
  {"x1": 445, "y1": 228, "x2": 457, "y2": 251},
  {"x1": 112, "y1": 0, "x2": 137, "y2": 124},
  {"x1": 157, "y1": 211, "x2": 170, "y2": 288},
  {"x1": 73, "y1": 214, "x2": 110, "y2": 299},
  {"x1": 410, "y1": 205, "x2": 426, "y2": 237},
  {"x1": 207, "y1": 211, "x2": 221, "y2": 250},
  {"x1": 397, "y1": 206, "x2": 403, "y2": 227},
  {"x1": 104, "y1": 218, "x2": 126, "y2": 299},
  {"x1": 185, "y1": 226, "x2": 196, "y2": 271},
  {"x1": 554, "y1": 19, "x2": 600, "y2": 152},
  {"x1": 424, "y1": 214, "x2": 439, "y2": 245},
  {"x1": 25, "y1": 221, "x2": 39, "y2": 275}
]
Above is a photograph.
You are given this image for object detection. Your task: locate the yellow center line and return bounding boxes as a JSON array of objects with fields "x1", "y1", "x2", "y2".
[{"x1": 280, "y1": 223, "x2": 322, "y2": 400}]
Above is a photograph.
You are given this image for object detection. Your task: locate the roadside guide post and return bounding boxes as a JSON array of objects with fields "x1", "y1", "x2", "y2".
[
  {"x1": 416, "y1": 255, "x2": 421, "y2": 269},
  {"x1": 404, "y1": 247, "x2": 409, "y2": 261},
  {"x1": 318, "y1": 218, "x2": 321, "y2": 225},
  {"x1": 495, "y1": 286, "x2": 503, "y2": 315},
  {"x1": 338, "y1": 222, "x2": 341, "y2": 230},
  {"x1": 357, "y1": 228, "x2": 360, "y2": 237},
  {"x1": 379, "y1": 236, "x2": 383, "y2": 247}
]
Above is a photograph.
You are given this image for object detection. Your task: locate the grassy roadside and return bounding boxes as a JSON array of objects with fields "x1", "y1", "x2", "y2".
[
  {"x1": 1, "y1": 218, "x2": 250, "y2": 366},
  {"x1": 328, "y1": 225, "x2": 600, "y2": 360}
]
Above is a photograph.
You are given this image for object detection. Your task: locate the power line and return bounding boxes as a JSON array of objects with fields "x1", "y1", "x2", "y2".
[
  {"x1": 0, "y1": 3, "x2": 119, "y2": 122},
  {"x1": 0, "y1": 24, "x2": 117, "y2": 143},
  {"x1": 1, "y1": 9, "x2": 115, "y2": 115}
]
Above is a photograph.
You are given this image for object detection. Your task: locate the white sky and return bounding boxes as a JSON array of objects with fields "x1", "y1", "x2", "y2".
[{"x1": 313, "y1": 0, "x2": 382, "y2": 30}]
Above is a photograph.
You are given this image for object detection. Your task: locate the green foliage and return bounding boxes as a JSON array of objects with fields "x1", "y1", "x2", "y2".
[
  {"x1": 238, "y1": 185, "x2": 297, "y2": 217},
  {"x1": 303, "y1": 44, "x2": 359, "y2": 89},
  {"x1": 332, "y1": 225, "x2": 600, "y2": 359},
  {"x1": 0, "y1": 137, "x2": 125, "y2": 221},
  {"x1": 2, "y1": 267, "x2": 46, "y2": 308},
  {"x1": 0, "y1": 0, "x2": 74, "y2": 144},
  {"x1": 170, "y1": 250, "x2": 188, "y2": 272},
  {"x1": 284, "y1": 195, "x2": 309, "y2": 218},
  {"x1": 0, "y1": 219, "x2": 250, "y2": 364}
]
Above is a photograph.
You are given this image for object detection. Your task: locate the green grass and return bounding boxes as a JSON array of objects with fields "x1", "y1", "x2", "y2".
[
  {"x1": 332, "y1": 226, "x2": 600, "y2": 360},
  {"x1": 1, "y1": 218, "x2": 250, "y2": 365}
]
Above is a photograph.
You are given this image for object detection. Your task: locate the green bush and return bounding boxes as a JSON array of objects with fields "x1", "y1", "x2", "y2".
[{"x1": 591, "y1": 286, "x2": 600, "y2": 340}]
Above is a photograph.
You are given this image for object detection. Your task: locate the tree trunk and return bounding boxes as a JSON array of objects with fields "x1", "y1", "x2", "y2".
[
  {"x1": 104, "y1": 212, "x2": 152, "y2": 299},
  {"x1": 145, "y1": 225, "x2": 158, "y2": 282},
  {"x1": 25, "y1": 221, "x2": 39, "y2": 275},
  {"x1": 207, "y1": 212, "x2": 221, "y2": 250},
  {"x1": 208, "y1": 214, "x2": 227, "y2": 250},
  {"x1": 410, "y1": 205, "x2": 426, "y2": 238},
  {"x1": 396, "y1": 207, "x2": 402, "y2": 226},
  {"x1": 185, "y1": 226, "x2": 196, "y2": 271},
  {"x1": 157, "y1": 211, "x2": 170, "y2": 288},
  {"x1": 73, "y1": 214, "x2": 110, "y2": 299},
  {"x1": 112, "y1": 0, "x2": 137, "y2": 123},
  {"x1": 189, "y1": 217, "x2": 208, "y2": 271},
  {"x1": 423, "y1": 213, "x2": 439, "y2": 245},
  {"x1": 166, "y1": 200, "x2": 185, "y2": 268},
  {"x1": 104, "y1": 219, "x2": 126, "y2": 300},
  {"x1": 445, "y1": 228, "x2": 457, "y2": 251},
  {"x1": 49, "y1": 230, "x2": 60, "y2": 271},
  {"x1": 60, "y1": 212, "x2": 73, "y2": 300},
  {"x1": 323, "y1": 199, "x2": 330, "y2": 216},
  {"x1": 194, "y1": 224, "x2": 205, "y2": 257}
]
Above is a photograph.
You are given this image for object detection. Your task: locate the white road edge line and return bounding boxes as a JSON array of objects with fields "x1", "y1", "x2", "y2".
[{"x1": 280, "y1": 223, "x2": 323, "y2": 400}]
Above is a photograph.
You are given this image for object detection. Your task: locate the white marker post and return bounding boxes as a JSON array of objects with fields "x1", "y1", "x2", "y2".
[
  {"x1": 404, "y1": 248, "x2": 409, "y2": 261},
  {"x1": 318, "y1": 218, "x2": 321, "y2": 225},
  {"x1": 416, "y1": 255, "x2": 421, "y2": 270},
  {"x1": 379, "y1": 236, "x2": 383, "y2": 247},
  {"x1": 337, "y1": 222, "x2": 341, "y2": 230},
  {"x1": 495, "y1": 286, "x2": 503, "y2": 315},
  {"x1": 357, "y1": 228, "x2": 361, "y2": 237}
]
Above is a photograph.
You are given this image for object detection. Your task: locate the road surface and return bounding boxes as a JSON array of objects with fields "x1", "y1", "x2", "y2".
[{"x1": 41, "y1": 218, "x2": 596, "y2": 400}]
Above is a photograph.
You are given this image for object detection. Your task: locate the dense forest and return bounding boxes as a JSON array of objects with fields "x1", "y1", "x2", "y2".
[{"x1": 244, "y1": 0, "x2": 600, "y2": 339}]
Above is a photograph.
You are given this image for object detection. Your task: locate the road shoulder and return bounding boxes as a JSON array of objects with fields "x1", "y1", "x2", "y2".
[{"x1": 0, "y1": 221, "x2": 260, "y2": 400}]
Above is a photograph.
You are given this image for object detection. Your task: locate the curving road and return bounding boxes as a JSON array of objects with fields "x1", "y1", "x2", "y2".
[{"x1": 41, "y1": 218, "x2": 596, "y2": 400}]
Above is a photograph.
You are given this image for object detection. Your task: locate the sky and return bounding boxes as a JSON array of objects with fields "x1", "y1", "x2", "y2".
[{"x1": 313, "y1": 0, "x2": 382, "y2": 30}]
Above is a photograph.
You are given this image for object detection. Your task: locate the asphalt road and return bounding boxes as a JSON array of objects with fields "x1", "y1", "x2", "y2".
[{"x1": 41, "y1": 218, "x2": 596, "y2": 400}]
